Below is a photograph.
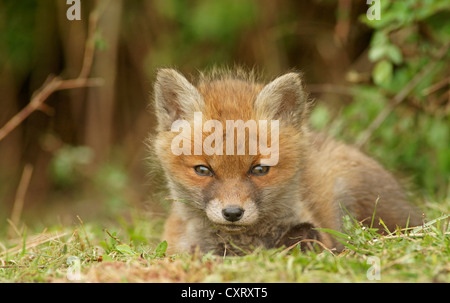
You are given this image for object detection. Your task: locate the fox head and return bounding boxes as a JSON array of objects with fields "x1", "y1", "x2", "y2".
[{"x1": 153, "y1": 68, "x2": 312, "y2": 233}]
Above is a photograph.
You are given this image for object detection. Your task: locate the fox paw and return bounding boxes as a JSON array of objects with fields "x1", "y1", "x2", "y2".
[{"x1": 277, "y1": 223, "x2": 321, "y2": 252}]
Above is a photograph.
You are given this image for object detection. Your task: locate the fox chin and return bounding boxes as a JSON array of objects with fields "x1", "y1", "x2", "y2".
[{"x1": 150, "y1": 68, "x2": 422, "y2": 256}]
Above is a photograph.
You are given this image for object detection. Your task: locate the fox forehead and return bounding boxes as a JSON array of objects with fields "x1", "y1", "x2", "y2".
[{"x1": 197, "y1": 78, "x2": 264, "y2": 122}]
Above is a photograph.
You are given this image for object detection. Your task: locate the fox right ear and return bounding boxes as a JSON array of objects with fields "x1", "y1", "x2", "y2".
[
  {"x1": 254, "y1": 72, "x2": 309, "y2": 127},
  {"x1": 154, "y1": 68, "x2": 204, "y2": 131}
]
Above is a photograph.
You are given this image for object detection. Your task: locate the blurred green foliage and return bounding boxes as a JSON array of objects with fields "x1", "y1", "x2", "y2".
[
  {"x1": 49, "y1": 144, "x2": 132, "y2": 215},
  {"x1": 150, "y1": 0, "x2": 258, "y2": 69},
  {"x1": 50, "y1": 145, "x2": 94, "y2": 187},
  {"x1": 312, "y1": 0, "x2": 450, "y2": 198},
  {"x1": 0, "y1": 0, "x2": 37, "y2": 74}
]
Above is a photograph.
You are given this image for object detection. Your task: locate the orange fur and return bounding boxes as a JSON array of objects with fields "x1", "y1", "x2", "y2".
[{"x1": 152, "y1": 68, "x2": 421, "y2": 255}]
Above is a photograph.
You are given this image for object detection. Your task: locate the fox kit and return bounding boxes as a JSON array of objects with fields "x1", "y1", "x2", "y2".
[{"x1": 151, "y1": 68, "x2": 421, "y2": 255}]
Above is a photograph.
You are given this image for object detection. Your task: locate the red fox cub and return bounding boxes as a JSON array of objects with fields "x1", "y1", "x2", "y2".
[{"x1": 151, "y1": 68, "x2": 421, "y2": 255}]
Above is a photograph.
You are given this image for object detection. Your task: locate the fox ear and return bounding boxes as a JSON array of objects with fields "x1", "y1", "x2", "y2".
[
  {"x1": 154, "y1": 68, "x2": 204, "y2": 131},
  {"x1": 254, "y1": 72, "x2": 309, "y2": 126}
]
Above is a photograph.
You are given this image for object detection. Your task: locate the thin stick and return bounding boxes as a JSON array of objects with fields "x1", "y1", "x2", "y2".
[
  {"x1": 8, "y1": 164, "x2": 34, "y2": 239},
  {"x1": 78, "y1": 5, "x2": 99, "y2": 79},
  {"x1": 422, "y1": 77, "x2": 449, "y2": 96},
  {"x1": 104, "y1": 229, "x2": 123, "y2": 245},
  {"x1": 0, "y1": 77, "x2": 103, "y2": 142}
]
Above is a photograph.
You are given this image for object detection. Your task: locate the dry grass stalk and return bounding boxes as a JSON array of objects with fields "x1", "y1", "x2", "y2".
[{"x1": 7, "y1": 164, "x2": 34, "y2": 239}]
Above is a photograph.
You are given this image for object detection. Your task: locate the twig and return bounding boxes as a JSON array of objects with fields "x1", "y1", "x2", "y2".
[
  {"x1": 0, "y1": 74, "x2": 103, "y2": 144},
  {"x1": 104, "y1": 229, "x2": 123, "y2": 245},
  {"x1": 355, "y1": 43, "x2": 449, "y2": 148},
  {"x1": 79, "y1": 4, "x2": 100, "y2": 79},
  {"x1": 422, "y1": 77, "x2": 449, "y2": 96},
  {"x1": 8, "y1": 164, "x2": 34, "y2": 239}
]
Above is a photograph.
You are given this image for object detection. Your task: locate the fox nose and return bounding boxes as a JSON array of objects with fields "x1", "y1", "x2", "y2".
[{"x1": 222, "y1": 207, "x2": 245, "y2": 222}]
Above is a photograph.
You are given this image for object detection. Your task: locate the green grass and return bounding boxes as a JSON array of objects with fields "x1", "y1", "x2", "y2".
[{"x1": 1, "y1": 198, "x2": 449, "y2": 283}]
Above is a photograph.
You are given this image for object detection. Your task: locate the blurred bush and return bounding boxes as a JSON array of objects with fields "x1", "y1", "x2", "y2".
[{"x1": 311, "y1": 0, "x2": 449, "y2": 198}]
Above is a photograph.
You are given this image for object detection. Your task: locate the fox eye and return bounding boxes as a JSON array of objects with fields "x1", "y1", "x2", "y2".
[
  {"x1": 250, "y1": 165, "x2": 270, "y2": 176},
  {"x1": 194, "y1": 165, "x2": 214, "y2": 177}
]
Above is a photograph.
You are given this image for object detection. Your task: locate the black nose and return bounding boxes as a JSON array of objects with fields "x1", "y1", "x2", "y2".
[{"x1": 222, "y1": 207, "x2": 245, "y2": 222}]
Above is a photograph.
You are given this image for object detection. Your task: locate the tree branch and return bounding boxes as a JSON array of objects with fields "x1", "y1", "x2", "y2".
[{"x1": 0, "y1": 2, "x2": 105, "y2": 142}]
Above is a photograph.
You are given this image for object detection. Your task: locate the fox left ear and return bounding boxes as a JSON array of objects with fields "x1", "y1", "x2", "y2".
[
  {"x1": 154, "y1": 68, "x2": 205, "y2": 131},
  {"x1": 254, "y1": 72, "x2": 309, "y2": 126}
]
